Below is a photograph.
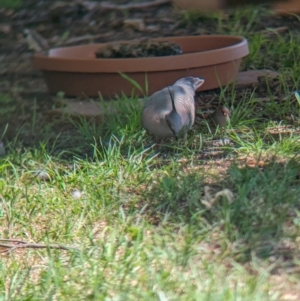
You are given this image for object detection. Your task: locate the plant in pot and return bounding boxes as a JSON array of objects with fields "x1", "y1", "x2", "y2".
[{"x1": 33, "y1": 28, "x2": 249, "y2": 98}]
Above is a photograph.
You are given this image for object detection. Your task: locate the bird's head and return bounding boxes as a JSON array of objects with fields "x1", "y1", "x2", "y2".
[
  {"x1": 219, "y1": 106, "x2": 231, "y2": 118},
  {"x1": 174, "y1": 77, "x2": 205, "y2": 91}
]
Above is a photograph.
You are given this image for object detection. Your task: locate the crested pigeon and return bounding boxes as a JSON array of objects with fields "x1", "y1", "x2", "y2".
[{"x1": 142, "y1": 76, "x2": 205, "y2": 141}]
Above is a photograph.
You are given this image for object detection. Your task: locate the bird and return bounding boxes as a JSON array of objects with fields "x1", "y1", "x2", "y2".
[
  {"x1": 141, "y1": 76, "x2": 205, "y2": 142},
  {"x1": 209, "y1": 106, "x2": 231, "y2": 128}
]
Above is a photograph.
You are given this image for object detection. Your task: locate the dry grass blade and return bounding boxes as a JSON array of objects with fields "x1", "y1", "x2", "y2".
[{"x1": 0, "y1": 239, "x2": 79, "y2": 254}]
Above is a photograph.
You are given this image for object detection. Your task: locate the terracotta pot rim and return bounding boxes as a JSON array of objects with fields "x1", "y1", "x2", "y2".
[{"x1": 33, "y1": 35, "x2": 249, "y2": 73}]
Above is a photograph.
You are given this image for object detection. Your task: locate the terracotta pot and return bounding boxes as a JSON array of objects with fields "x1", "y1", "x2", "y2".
[
  {"x1": 33, "y1": 35, "x2": 249, "y2": 98},
  {"x1": 274, "y1": 0, "x2": 300, "y2": 14}
]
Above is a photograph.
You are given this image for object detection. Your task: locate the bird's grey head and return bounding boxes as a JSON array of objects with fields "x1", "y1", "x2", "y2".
[
  {"x1": 174, "y1": 77, "x2": 205, "y2": 91},
  {"x1": 165, "y1": 86, "x2": 183, "y2": 140}
]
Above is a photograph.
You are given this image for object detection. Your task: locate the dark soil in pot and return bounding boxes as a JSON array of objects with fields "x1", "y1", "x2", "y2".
[{"x1": 95, "y1": 39, "x2": 183, "y2": 58}]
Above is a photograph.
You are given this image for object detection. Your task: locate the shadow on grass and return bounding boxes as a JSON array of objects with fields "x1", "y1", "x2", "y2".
[
  {"x1": 145, "y1": 158, "x2": 300, "y2": 264},
  {"x1": 0, "y1": 96, "x2": 144, "y2": 161}
]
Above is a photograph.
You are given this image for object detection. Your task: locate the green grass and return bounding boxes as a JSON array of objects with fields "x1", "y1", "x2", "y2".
[
  {"x1": 1, "y1": 5, "x2": 300, "y2": 301},
  {"x1": 0, "y1": 0, "x2": 20, "y2": 9}
]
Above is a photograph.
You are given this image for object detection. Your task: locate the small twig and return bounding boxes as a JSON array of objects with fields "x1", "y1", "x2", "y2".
[
  {"x1": 0, "y1": 238, "x2": 27, "y2": 244},
  {"x1": 82, "y1": 0, "x2": 172, "y2": 11},
  {"x1": 0, "y1": 239, "x2": 79, "y2": 254}
]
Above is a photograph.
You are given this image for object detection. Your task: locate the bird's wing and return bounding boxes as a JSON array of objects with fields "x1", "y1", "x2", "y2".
[{"x1": 172, "y1": 85, "x2": 195, "y2": 128}]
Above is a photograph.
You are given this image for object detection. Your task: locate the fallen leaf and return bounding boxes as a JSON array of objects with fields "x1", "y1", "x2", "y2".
[
  {"x1": 246, "y1": 158, "x2": 265, "y2": 168},
  {"x1": 124, "y1": 19, "x2": 145, "y2": 31},
  {"x1": 0, "y1": 24, "x2": 11, "y2": 34},
  {"x1": 146, "y1": 25, "x2": 160, "y2": 32},
  {"x1": 23, "y1": 29, "x2": 49, "y2": 52},
  {"x1": 201, "y1": 186, "x2": 234, "y2": 209}
]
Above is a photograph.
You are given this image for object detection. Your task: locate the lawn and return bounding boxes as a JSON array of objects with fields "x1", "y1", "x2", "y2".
[{"x1": 1, "y1": 2, "x2": 300, "y2": 301}]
